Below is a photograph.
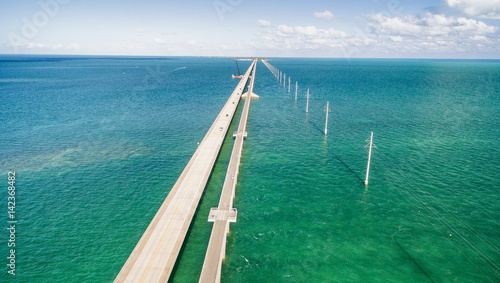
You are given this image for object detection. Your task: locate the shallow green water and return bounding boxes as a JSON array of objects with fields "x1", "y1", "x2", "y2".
[{"x1": 0, "y1": 56, "x2": 498, "y2": 282}]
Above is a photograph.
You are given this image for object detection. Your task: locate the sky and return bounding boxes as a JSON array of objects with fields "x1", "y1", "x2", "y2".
[{"x1": 1, "y1": 0, "x2": 500, "y2": 58}]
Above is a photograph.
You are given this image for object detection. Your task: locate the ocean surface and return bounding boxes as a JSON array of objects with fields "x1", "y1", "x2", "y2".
[{"x1": 0, "y1": 55, "x2": 499, "y2": 282}]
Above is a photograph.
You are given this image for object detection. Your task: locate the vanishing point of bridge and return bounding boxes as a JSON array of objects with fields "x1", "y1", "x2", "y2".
[{"x1": 115, "y1": 59, "x2": 259, "y2": 283}]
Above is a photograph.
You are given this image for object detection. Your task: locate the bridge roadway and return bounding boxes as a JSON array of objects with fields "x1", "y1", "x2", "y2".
[
  {"x1": 115, "y1": 60, "x2": 257, "y2": 283},
  {"x1": 199, "y1": 60, "x2": 258, "y2": 282}
]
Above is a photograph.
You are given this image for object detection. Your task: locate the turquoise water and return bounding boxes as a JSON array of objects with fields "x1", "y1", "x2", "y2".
[{"x1": 1, "y1": 56, "x2": 499, "y2": 282}]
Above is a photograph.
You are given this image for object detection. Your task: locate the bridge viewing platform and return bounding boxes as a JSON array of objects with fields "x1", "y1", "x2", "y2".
[{"x1": 115, "y1": 60, "x2": 257, "y2": 283}]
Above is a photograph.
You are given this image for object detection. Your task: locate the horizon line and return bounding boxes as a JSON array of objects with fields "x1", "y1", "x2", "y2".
[{"x1": 1, "y1": 53, "x2": 500, "y2": 61}]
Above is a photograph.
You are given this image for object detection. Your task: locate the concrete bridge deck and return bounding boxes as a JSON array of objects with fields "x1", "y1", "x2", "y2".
[
  {"x1": 115, "y1": 60, "x2": 256, "y2": 283},
  {"x1": 199, "y1": 60, "x2": 258, "y2": 282}
]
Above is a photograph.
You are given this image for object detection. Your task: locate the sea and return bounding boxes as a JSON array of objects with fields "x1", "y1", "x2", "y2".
[{"x1": 0, "y1": 55, "x2": 499, "y2": 282}]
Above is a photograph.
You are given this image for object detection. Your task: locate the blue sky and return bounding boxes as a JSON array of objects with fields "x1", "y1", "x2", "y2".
[{"x1": 1, "y1": 0, "x2": 499, "y2": 58}]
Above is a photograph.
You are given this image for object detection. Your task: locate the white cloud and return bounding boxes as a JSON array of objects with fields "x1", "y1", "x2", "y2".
[
  {"x1": 26, "y1": 42, "x2": 46, "y2": 49},
  {"x1": 154, "y1": 37, "x2": 166, "y2": 44},
  {"x1": 253, "y1": 12, "x2": 499, "y2": 58},
  {"x1": 187, "y1": 40, "x2": 199, "y2": 46},
  {"x1": 136, "y1": 28, "x2": 147, "y2": 36},
  {"x1": 295, "y1": 26, "x2": 319, "y2": 36},
  {"x1": 277, "y1": 24, "x2": 294, "y2": 34},
  {"x1": 362, "y1": 13, "x2": 499, "y2": 55},
  {"x1": 254, "y1": 24, "x2": 351, "y2": 55},
  {"x1": 257, "y1": 19, "x2": 271, "y2": 27},
  {"x1": 368, "y1": 14, "x2": 422, "y2": 35},
  {"x1": 390, "y1": 36, "x2": 403, "y2": 42},
  {"x1": 446, "y1": 0, "x2": 500, "y2": 19},
  {"x1": 367, "y1": 13, "x2": 497, "y2": 36},
  {"x1": 314, "y1": 10, "x2": 335, "y2": 20},
  {"x1": 65, "y1": 43, "x2": 80, "y2": 50},
  {"x1": 471, "y1": 35, "x2": 487, "y2": 41},
  {"x1": 8, "y1": 41, "x2": 81, "y2": 50}
]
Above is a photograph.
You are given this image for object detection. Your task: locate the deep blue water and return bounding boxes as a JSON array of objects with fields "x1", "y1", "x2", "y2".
[{"x1": 0, "y1": 55, "x2": 499, "y2": 282}]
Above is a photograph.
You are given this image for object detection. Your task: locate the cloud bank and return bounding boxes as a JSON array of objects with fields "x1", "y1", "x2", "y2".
[
  {"x1": 446, "y1": 0, "x2": 500, "y2": 19},
  {"x1": 253, "y1": 12, "x2": 499, "y2": 57}
]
